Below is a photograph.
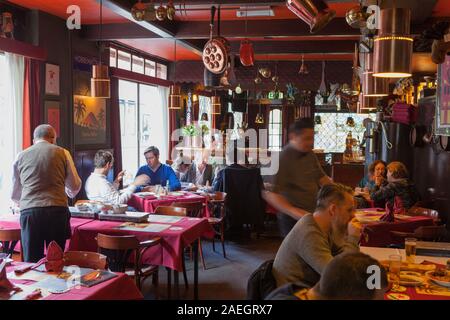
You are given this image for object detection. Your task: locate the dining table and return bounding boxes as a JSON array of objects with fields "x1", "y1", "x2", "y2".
[
  {"x1": 128, "y1": 192, "x2": 211, "y2": 217},
  {"x1": 361, "y1": 246, "x2": 450, "y2": 300},
  {"x1": 68, "y1": 215, "x2": 214, "y2": 299},
  {"x1": 3, "y1": 262, "x2": 143, "y2": 300},
  {"x1": 355, "y1": 208, "x2": 436, "y2": 247}
]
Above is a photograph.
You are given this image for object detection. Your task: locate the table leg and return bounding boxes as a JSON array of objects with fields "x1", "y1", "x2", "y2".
[
  {"x1": 193, "y1": 238, "x2": 199, "y2": 300},
  {"x1": 174, "y1": 270, "x2": 180, "y2": 299},
  {"x1": 166, "y1": 267, "x2": 172, "y2": 300}
]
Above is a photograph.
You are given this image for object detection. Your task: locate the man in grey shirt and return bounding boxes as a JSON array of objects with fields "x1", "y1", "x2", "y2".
[
  {"x1": 11, "y1": 124, "x2": 81, "y2": 262},
  {"x1": 272, "y1": 184, "x2": 362, "y2": 288},
  {"x1": 263, "y1": 118, "x2": 333, "y2": 236}
]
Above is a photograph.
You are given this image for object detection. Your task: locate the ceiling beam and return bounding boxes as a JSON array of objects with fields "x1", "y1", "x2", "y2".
[
  {"x1": 175, "y1": 18, "x2": 363, "y2": 39},
  {"x1": 82, "y1": 23, "x2": 160, "y2": 40},
  {"x1": 98, "y1": 0, "x2": 203, "y2": 55}
]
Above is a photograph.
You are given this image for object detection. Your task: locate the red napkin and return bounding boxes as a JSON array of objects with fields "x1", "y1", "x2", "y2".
[{"x1": 45, "y1": 241, "x2": 64, "y2": 273}]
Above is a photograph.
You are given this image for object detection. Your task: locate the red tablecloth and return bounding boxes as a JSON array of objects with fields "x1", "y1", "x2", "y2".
[
  {"x1": 359, "y1": 209, "x2": 435, "y2": 247},
  {"x1": 128, "y1": 193, "x2": 211, "y2": 217},
  {"x1": 69, "y1": 217, "x2": 214, "y2": 272},
  {"x1": 0, "y1": 215, "x2": 95, "y2": 252},
  {"x1": 6, "y1": 262, "x2": 143, "y2": 300}
]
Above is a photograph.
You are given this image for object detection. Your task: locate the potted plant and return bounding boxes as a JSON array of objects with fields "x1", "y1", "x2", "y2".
[{"x1": 181, "y1": 124, "x2": 202, "y2": 148}]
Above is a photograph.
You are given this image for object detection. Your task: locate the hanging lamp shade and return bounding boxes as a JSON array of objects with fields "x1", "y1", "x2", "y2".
[
  {"x1": 363, "y1": 52, "x2": 389, "y2": 97},
  {"x1": 211, "y1": 95, "x2": 221, "y2": 114},
  {"x1": 373, "y1": 8, "x2": 413, "y2": 78},
  {"x1": 91, "y1": 64, "x2": 111, "y2": 98},
  {"x1": 168, "y1": 84, "x2": 182, "y2": 109}
]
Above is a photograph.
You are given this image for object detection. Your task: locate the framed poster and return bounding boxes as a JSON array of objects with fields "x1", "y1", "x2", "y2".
[
  {"x1": 73, "y1": 95, "x2": 108, "y2": 147},
  {"x1": 436, "y1": 54, "x2": 450, "y2": 136},
  {"x1": 45, "y1": 64, "x2": 60, "y2": 96},
  {"x1": 44, "y1": 100, "x2": 60, "y2": 137}
]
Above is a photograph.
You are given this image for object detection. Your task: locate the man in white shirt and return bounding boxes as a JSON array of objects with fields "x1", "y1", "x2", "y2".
[
  {"x1": 85, "y1": 150, "x2": 149, "y2": 205},
  {"x1": 11, "y1": 124, "x2": 82, "y2": 262}
]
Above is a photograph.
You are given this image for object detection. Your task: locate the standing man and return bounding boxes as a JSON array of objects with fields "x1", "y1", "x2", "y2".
[
  {"x1": 135, "y1": 146, "x2": 181, "y2": 192},
  {"x1": 263, "y1": 118, "x2": 333, "y2": 237},
  {"x1": 11, "y1": 124, "x2": 82, "y2": 262}
]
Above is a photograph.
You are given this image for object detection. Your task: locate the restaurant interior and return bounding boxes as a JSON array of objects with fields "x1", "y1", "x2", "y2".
[{"x1": 1, "y1": 0, "x2": 450, "y2": 302}]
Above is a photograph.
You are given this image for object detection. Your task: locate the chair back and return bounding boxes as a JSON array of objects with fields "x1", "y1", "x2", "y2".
[
  {"x1": 96, "y1": 233, "x2": 140, "y2": 272},
  {"x1": 63, "y1": 251, "x2": 107, "y2": 270},
  {"x1": 171, "y1": 201, "x2": 204, "y2": 217},
  {"x1": 246, "y1": 259, "x2": 276, "y2": 300},
  {"x1": 408, "y1": 207, "x2": 440, "y2": 222},
  {"x1": 209, "y1": 191, "x2": 227, "y2": 202},
  {"x1": 0, "y1": 229, "x2": 21, "y2": 257},
  {"x1": 154, "y1": 206, "x2": 187, "y2": 217},
  {"x1": 413, "y1": 225, "x2": 448, "y2": 242}
]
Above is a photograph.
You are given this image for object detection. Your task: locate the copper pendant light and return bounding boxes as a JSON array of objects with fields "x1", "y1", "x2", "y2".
[
  {"x1": 91, "y1": 0, "x2": 110, "y2": 98},
  {"x1": 373, "y1": 8, "x2": 413, "y2": 78},
  {"x1": 169, "y1": 39, "x2": 181, "y2": 109},
  {"x1": 255, "y1": 103, "x2": 264, "y2": 124},
  {"x1": 363, "y1": 52, "x2": 389, "y2": 97}
]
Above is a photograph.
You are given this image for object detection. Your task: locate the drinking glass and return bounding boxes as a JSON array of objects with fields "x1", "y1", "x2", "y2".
[
  {"x1": 389, "y1": 254, "x2": 402, "y2": 292},
  {"x1": 405, "y1": 238, "x2": 417, "y2": 264}
]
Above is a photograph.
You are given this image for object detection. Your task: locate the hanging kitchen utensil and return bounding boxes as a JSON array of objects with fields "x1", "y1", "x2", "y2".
[
  {"x1": 131, "y1": 0, "x2": 147, "y2": 21},
  {"x1": 166, "y1": 0, "x2": 176, "y2": 20},
  {"x1": 345, "y1": 5, "x2": 370, "y2": 29},
  {"x1": 318, "y1": 61, "x2": 327, "y2": 96},
  {"x1": 286, "y1": 0, "x2": 336, "y2": 34},
  {"x1": 203, "y1": 6, "x2": 229, "y2": 74},
  {"x1": 156, "y1": 2, "x2": 167, "y2": 21},
  {"x1": 299, "y1": 54, "x2": 309, "y2": 74},
  {"x1": 239, "y1": 6, "x2": 255, "y2": 67},
  {"x1": 259, "y1": 67, "x2": 271, "y2": 78}
]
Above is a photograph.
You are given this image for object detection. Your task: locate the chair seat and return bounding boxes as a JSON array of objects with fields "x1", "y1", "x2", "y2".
[{"x1": 125, "y1": 264, "x2": 159, "y2": 277}]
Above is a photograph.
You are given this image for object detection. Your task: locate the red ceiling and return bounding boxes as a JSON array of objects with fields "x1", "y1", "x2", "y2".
[
  {"x1": 117, "y1": 38, "x2": 201, "y2": 61},
  {"x1": 8, "y1": 0, "x2": 128, "y2": 24}
]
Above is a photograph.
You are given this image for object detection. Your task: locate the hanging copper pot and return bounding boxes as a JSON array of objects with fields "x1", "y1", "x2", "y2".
[
  {"x1": 156, "y1": 3, "x2": 167, "y2": 21},
  {"x1": 286, "y1": 0, "x2": 336, "y2": 34},
  {"x1": 203, "y1": 6, "x2": 229, "y2": 75},
  {"x1": 131, "y1": 1, "x2": 147, "y2": 21},
  {"x1": 239, "y1": 39, "x2": 255, "y2": 66}
]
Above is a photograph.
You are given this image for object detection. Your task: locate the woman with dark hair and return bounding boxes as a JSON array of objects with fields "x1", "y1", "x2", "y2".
[{"x1": 357, "y1": 160, "x2": 387, "y2": 192}]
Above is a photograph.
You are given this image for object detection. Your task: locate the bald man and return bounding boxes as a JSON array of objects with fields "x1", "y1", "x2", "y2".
[{"x1": 11, "y1": 124, "x2": 82, "y2": 262}]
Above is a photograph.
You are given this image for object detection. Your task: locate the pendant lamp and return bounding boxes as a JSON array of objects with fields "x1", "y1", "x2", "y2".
[{"x1": 91, "y1": 0, "x2": 110, "y2": 98}]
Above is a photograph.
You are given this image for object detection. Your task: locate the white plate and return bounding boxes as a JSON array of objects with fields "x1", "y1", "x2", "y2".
[{"x1": 425, "y1": 270, "x2": 450, "y2": 288}]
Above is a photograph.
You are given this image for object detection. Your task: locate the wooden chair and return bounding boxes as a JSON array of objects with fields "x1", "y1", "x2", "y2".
[
  {"x1": 63, "y1": 251, "x2": 107, "y2": 270},
  {"x1": 207, "y1": 192, "x2": 227, "y2": 259},
  {"x1": 0, "y1": 228, "x2": 22, "y2": 261},
  {"x1": 169, "y1": 202, "x2": 207, "y2": 270},
  {"x1": 154, "y1": 206, "x2": 190, "y2": 290},
  {"x1": 391, "y1": 225, "x2": 448, "y2": 242},
  {"x1": 408, "y1": 207, "x2": 441, "y2": 224},
  {"x1": 96, "y1": 233, "x2": 161, "y2": 293}
]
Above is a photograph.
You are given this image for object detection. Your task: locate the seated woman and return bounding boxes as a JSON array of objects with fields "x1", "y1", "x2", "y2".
[
  {"x1": 369, "y1": 161, "x2": 420, "y2": 210},
  {"x1": 355, "y1": 160, "x2": 387, "y2": 208},
  {"x1": 357, "y1": 160, "x2": 387, "y2": 192}
]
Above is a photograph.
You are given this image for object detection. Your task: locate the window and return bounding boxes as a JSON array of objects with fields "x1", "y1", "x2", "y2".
[
  {"x1": 117, "y1": 50, "x2": 131, "y2": 70},
  {"x1": 156, "y1": 63, "x2": 167, "y2": 80},
  {"x1": 145, "y1": 59, "x2": 156, "y2": 77},
  {"x1": 119, "y1": 80, "x2": 169, "y2": 186},
  {"x1": 109, "y1": 48, "x2": 117, "y2": 68},
  {"x1": 314, "y1": 112, "x2": 376, "y2": 152},
  {"x1": 132, "y1": 55, "x2": 144, "y2": 74},
  {"x1": 0, "y1": 53, "x2": 24, "y2": 215},
  {"x1": 268, "y1": 109, "x2": 282, "y2": 151}
]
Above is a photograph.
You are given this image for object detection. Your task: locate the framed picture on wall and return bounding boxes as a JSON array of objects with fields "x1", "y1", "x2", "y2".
[
  {"x1": 436, "y1": 55, "x2": 450, "y2": 136},
  {"x1": 45, "y1": 64, "x2": 60, "y2": 96},
  {"x1": 44, "y1": 100, "x2": 60, "y2": 137},
  {"x1": 73, "y1": 95, "x2": 108, "y2": 147}
]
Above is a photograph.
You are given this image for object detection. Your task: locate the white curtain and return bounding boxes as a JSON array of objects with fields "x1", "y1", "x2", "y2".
[
  {"x1": 0, "y1": 53, "x2": 24, "y2": 214},
  {"x1": 157, "y1": 86, "x2": 169, "y2": 163}
]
